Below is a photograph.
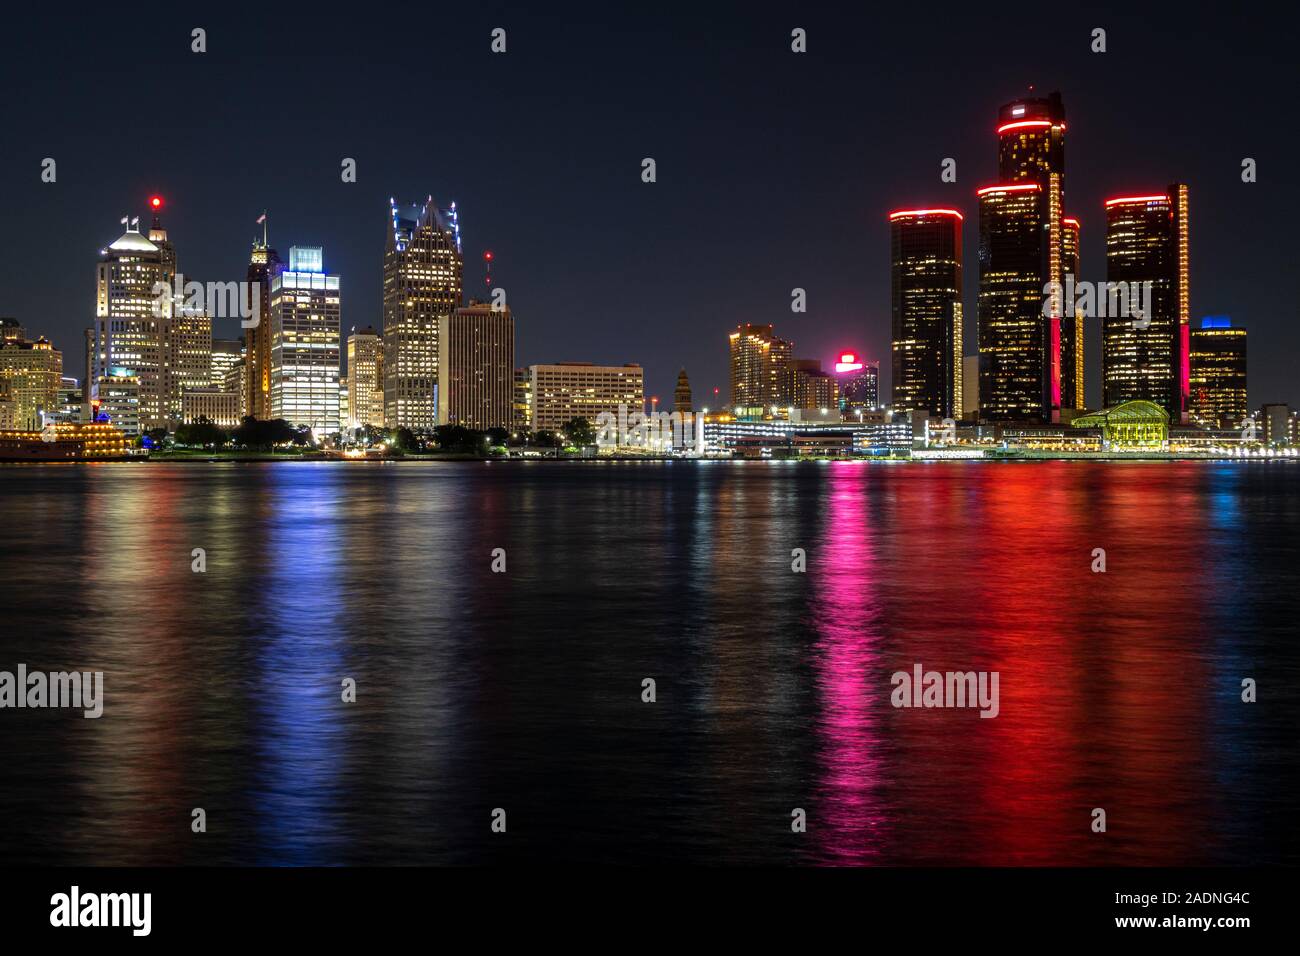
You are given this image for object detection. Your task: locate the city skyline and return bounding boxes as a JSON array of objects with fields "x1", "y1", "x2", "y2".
[{"x1": 0, "y1": 9, "x2": 1295, "y2": 413}]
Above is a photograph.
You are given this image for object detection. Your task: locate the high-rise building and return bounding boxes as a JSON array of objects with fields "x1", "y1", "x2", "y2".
[
  {"x1": 95, "y1": 369, "x2": 141, "y2": 437},
  {"x1": 0, "y1": 318, "x2": 24, "y2": 343},
  {"x1": 513, "y1": 368, "x2": 532, "y2": 432},
  {"x1": 211, "y1": 338, "x2": 243, "y2": 389},
  {"x1": 345, "y1": 326, "x2": 384, "y2": 429},
  {"x1": 977, "y1": 183, "x2": 1048, "y2": 422},
  {"x1": 834, "y1": 353, "x2": 880, "y2": 412},
  {"x1": 728, "y1": 323, "x2": 794, "y2": 418},
  {"x1": 0, "y1": 336, "x2": 62, "y2": 429},
  {"x1": 165, "y1": 308, "x2": 213, "y2": 425},
  {"x1": 890, "y1": 208, "x2": 963, "y2": 419},
  {"x1": 792, "y1": 359, "x2": 839, "y2": 411},
  {"x1": 245, "y1": 219, "x2": 282, "y2": 421},
  {"x1": 1189, "y1": 316, "x2": 1247, "y2": 429},
  {"x1": 1061, "y1": 217, "x2": 1085, "y2": 413},
  {"x1": 437, "y1": 301, "x2": 515, "y2": 430},
  {"x1": 383, "y1": 197, "x2": 463, "y2": 430},
  {"x1": 1255, "y1": 404, "x2": 1296, "y2": 446},
  {"x1": 978, "y1": 92, "x2": 1072, "y2": 423},
  {"x1": 1103, "y1": 186, "x2": 1191, "y2": 421},
  {"x1": 674, "y1": 369, "x2": 692, "y2": 413},
  {"x1": 530, "y1": 363, "x2": 644, "y2": 432},
  {"x1": 94, "y1": 216, "x2": 172, "y2": 429},
  {"x1": 269, "y1": 246, "x2": 341, "y2": 433}
]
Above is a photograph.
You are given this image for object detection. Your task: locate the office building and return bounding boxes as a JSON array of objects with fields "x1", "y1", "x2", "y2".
[
  {"x1": 437, "y1": 301, "x2": 515, "y2": 430},
  {"x1": 1189, "y1": 316, "x2": 1246, "y2": 429},
  {"x1": 383, "y1": 197, "x2": 463, "y2": 430},
  {"x1": 269, "y1": 246, "x2": 341, "y2": 433},
  {"x1": 530, "y1": 363, "x2": 644, "y2": 432}
]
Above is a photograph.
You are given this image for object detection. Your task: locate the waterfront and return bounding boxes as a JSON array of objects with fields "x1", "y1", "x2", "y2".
[{"x1": 0, "y1": 460, "x2": 1296, "y2": 865}]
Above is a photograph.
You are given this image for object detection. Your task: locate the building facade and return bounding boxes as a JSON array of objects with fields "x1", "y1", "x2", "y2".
[
  {"x1": 245, "y1": 225, "x2": 282, "y2": 421},
  {"x1": 1103, "y1": 186, "x2": 1191, "y2": 422},
  {"x1": 0, "y1": 336, "x2": 62, "y2": 429},
  {"x1": 182, "y1": 388, "x2": 242, "y2": 427},
  {"x1": 346, "y1": 326, "x2": 384, "y2": 428},
  {"x1": 269, "y1": 246, "x2": 341, "y2": 433},
  {"x1": 729, "y1": 323, "x2": 794, "y2": 418},
  {"x1": 94, "y1": 218, "x2": 171, "y2": 430},
  {"x1": 1189, "y1": 316, "x2": 1246, "y2": 429},
  {"x1": 792, "y1": 359, "x2": 839, "y2": 411},
  {"x1": 437, "y1": 301, "x2": 515, "y2": 430},
  {"x1": 383, "y1": 198, "x2": 463, "y2": 430},
  {"x1": 977, "y1": 92, "x2": 1074, "y2": 423},
  {"x1": 530, "y1": 363, "x2": 644, "y2": 432},
  {"x1": 890, "y1": 208, "x2": 963, "y2": 419}
]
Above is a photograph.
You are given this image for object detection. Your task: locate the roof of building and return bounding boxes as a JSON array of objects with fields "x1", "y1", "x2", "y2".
[{"x1": 1072, "y1": 400, "x2": 1170, "y2": 427}]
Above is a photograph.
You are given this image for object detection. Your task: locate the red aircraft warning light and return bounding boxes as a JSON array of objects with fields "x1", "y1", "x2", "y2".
[{"x1": 150, "y1": 196, "x2": 163, "y2": 209}]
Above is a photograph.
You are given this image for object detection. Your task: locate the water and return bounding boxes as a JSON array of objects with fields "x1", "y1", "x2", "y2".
[{"x1": 1, "y1": 459, "x2": 1296, "y2": 865}]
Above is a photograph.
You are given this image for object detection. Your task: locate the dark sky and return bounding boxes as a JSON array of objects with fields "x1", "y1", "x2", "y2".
[{"x1": 1, "y1": 3, "x2": 1296, "y2": 410}]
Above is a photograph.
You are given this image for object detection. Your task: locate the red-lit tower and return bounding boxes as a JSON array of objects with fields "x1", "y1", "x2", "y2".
[
  {"x1": 977, "y1": 91, "x2": 1071, "y2": 422},
  {"x1": 889, "y1": 208, "x2": 963, "y2": 419}
]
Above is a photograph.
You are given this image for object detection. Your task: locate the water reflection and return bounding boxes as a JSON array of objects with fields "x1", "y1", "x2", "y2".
[{"x1": 0, "y1": 460, "x2": 1293, "y2": 865}]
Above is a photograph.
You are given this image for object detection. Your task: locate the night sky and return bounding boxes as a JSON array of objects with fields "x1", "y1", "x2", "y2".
[{"x1": 1, "y1": 4, "x2": 1296, "y2": 410}]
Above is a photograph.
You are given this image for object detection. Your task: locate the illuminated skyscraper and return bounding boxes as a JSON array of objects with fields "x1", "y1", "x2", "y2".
[
  {"x1": 383, "y1": 197, "x2": 463, "y2": 430},
  {"x1": 269, "y1": 246, "x2": 341, "y2": 433},
  {"x1": 978, "y1": 92, "x2": 1072, "y2": 423},
  {"x1": 728, "y1": 323, "x2": 793, "y2": 418},
  {"x1": 94, "y1": 215, "x2": 171, "y2": 429},
  {"x1": 1103, "y1": 186, "x2": 1191, "y2": 421},
  {"x1": 977, "y1": 183, "x2": 1048, "y2": 422},
  {"x1": 792, "y1": 359, "x2": 838, "y2": 411},
  {"x1": 346, "y1": 326, "x2": 384, "y2": 428},
  {"x1": 211, "y1": 338, "x2": 242, "y2": 389},
  {"x1": 0, "y1": 336, "x2": 61, "y2": 429},
  {"x1": 1060, "y1": 217, "x2": 1084, "y2": 412},
  {"x1": 245, "y1": 217, "x2": 282, "y2": 421},
  {"x1": 164, "y1": 308, "x2": 212, "y2": 425},
  {"x1": 890, "y1": 208, "x2": 962, "y2": 419},
  {"x1": 437, "y1": 300, "x2": 515, "y2": 430},
  {"x1": 1189, "y1": 316, "x2": 1246, "y2": 429}
]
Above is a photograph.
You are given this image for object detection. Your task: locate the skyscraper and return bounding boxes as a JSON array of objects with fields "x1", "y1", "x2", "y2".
[
  {"x1": 977, "y1": 183, "x2": 1048, "y2": 422},
  {"x1": 269, "y1": 246, "x2": 341, "y2": 433},
  {"x1": 1103, "y1": 186, "x2": 1191, "y2": 421},
  {"x1": 792, "y1": 359, "x2": 839, "y2": 411},
  {"x1": 437, "y1": 300, "x2": 515, "y2": 430},
  {"x1": 728, "y1": 323, "x2": 793, "y2": 418},
  {"x1": 346, "y1": 326, "x2": 384, "y2": 428},
  {"x1": 978, "y1": 92, "x2": 1071, "y2": 423},
  {"x1": 383, "y1": 197, "x2": 463, "y2": 430},
  {"x1": 0, "y1": 336, "x2": 61, "y2": 429},
  {"x1": 674, "y1": 369, "x2": 692, "y2": 413},
  {"x1": 211, "y1": 338, "x2": 243, "y2": 390},
  {"x1": 164, "y1": 308, "x2": 212, "y2": 425},
  {"x1": 890, "y1": 208, "x2": 963, "y2": 419},
  {"x1": 1061, "y1": 217, "x2": 1084, "y2": 413},
  {"x1": 1189, "y1": 316, "x2": 1246, "y2": 429},
  {"x1": 94, "y1": 216, "x2": 171, "y2": 430},
  {"x1": 245, "y1": 218, "x2": 282, "y2": 421}
]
